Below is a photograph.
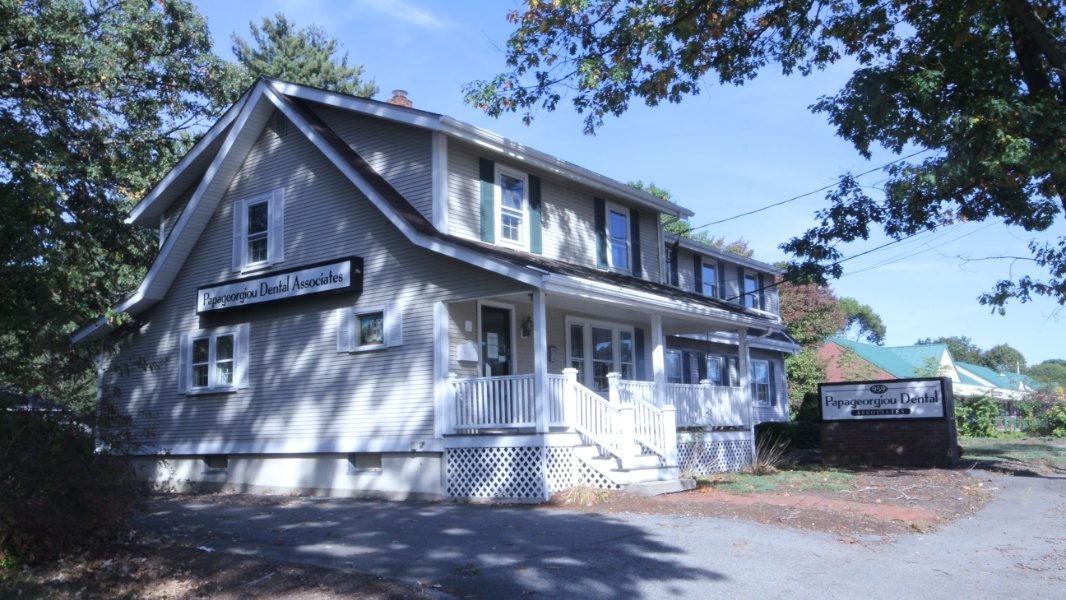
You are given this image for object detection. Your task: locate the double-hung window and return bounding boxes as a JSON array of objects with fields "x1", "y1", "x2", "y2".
[
  {"x1": 701, "y1": 262, "x2": 718, "y2": 297},
  {"x1": 607, "y1": 205, "x2": 630, "y2": 272},
  {"x1": 743, "y1": 272, "x2": 760, "y2": 309},
  {"x1": 706, "y1": 356, "x2": 723, "y2": 386},
  {"x1": 497, "y1": 169, "x2": 528, "y2": 249},
  {"x1": 179, "y1": 324, "x2": 249, "y2": 394},
  {"x1": 233, "y1": 189, "x2": 284, "y2": 272},
  {"x1": 750, "y1": 359, "x2": 771, "y2": 405}
]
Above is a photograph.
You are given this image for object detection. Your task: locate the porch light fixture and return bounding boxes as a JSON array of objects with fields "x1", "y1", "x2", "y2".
[{"x1": 520, "y1": 315, "x2": 533, "y2": 339}]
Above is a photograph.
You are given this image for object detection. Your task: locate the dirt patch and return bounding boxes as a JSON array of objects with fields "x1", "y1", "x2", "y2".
[{"x1": 549, "y1": 467, "x2": 994, "y2": 539}]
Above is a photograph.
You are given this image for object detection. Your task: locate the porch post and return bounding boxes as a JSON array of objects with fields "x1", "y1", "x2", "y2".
[
  {"x1": 609, "y1": 373, "x2": 634, "y2": 468},
  {"x1": 738, "y1": 327, "x2": 755, "y2": 465},
  {"x1": 562, "y1": 368, "x2": 578, "y2": 428},
  {"x1": 532, "y1": 290, "x2": 549, "y2": 433},
  {"x1": 651, "y1": 314, "x2": 665, "y2": 404}
]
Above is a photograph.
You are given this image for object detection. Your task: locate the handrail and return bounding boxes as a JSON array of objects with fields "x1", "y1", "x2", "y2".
[
  {"x1": 567, "y1": 380, "x2": 625, "y2": 461},
  {"x1": 618, "y1": 386, "x2": 667, "y2": 457}
]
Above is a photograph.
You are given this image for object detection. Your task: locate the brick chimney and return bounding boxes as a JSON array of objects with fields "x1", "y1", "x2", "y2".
[{"x1": 386, "y1": 90, "x2": 412, "y2": 108}]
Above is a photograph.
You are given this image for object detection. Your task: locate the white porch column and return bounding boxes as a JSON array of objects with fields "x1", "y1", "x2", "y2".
[
  {"x1": 532, "y1": 290, "x2": 549, "y2": 433},
  {"x1": 738, "y1": 327, "x2": 756, "y2": 464},
  {"x1": 433, "y1": 301, "x2": 449, "y2": 438},
  {"x1": 651, "y1": 314, "x2": 665, "y2": 404}
]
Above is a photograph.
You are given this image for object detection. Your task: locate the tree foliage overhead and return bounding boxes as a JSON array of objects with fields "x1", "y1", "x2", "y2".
[
  {"x1": 837, "y1": 297, "x2": 886, "y2": 345},
  {"x1": 231, "y1": 13, "x2": 378, "y2": 98},
  {"x1": 468, "y1": 0, "x2": 1066, "y2": 308},
  {"x1": 0, "y1": 0, "x2": 234, "y2": 399},
  {"x1": 777, "y1": 280, "x2": 847, "y2": 349}
]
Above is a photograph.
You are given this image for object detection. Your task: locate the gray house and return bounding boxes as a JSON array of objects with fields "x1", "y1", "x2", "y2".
[{"x1": 76, "y1": 79, "x2": 798, "y2": 502}]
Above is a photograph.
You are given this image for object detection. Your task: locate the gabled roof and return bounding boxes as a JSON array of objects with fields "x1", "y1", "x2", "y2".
[
  {"x1": 74, "y1": 79, "x2": 776, "y2": 343},
  {"x1": 128, "y1": 78, "x2": 691, "y2": 228},
  {"x1": 956, "y1": 362, "x2": 1035, "y2": 392},
  {"x1": 827, "y1": 337, "x2": 948, "y2": 379}
]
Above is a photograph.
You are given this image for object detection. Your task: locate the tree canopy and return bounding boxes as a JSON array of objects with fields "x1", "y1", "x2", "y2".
[
  {"x1": 0, "y1": 0, "x2": 233, "y2": 401},
  {"x1": 231, "y1": 13, "x2": 378, "y2": 98},
  {"x1": 837, "y1": 297, "x2": 886, "y2": 345},
  {"x1": 1, "y1": 4, "x2": 377, "y2": 404},
  {"x1": 467, "y1": 0, "x2": 1066, "y2": 309}
]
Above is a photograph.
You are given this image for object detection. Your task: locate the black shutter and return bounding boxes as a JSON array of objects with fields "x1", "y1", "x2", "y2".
[
  {"x1": 634, "y1": 328, "x2": 645, "y2": 380},
  {"x1": 693, "y1": 254, "x2": 703, "y2": 295},
  {"x1": 768, "y1": 361, "x2": 777, "y2": 406},
  {"x1": 629, "y1": 208, "x2": 641, "y2": 277},
  {"x1": 682, "y1": 350, "x2": 693, "y2": 384},
  {"x1": 758, "y1": 273, "x2": 766, "y2": 310},
  {"x1": 594, "y1": 197, "x2": 607, "y2": 269},
  {"x1": 717, "y1": 260, "x2": 726, "y2": 299},
  {"x1": 529, "y1": 175, "x2": 542, "y2": 254},
  {"x1": 736, "y1": 266, "x2": 745, "y2": 305},
  {"x1": 697, "y1": 352, "x2": 707, "y2": 382},
  {"x1": 669, "y1": 243, "x2": 680, "y2": 286},
  {"x1": 478, "y1": 158, "x2": 495, "y2": 243}
]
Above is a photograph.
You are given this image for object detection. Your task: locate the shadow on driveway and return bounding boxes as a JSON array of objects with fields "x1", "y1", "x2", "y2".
[{"x1": 137, "y1": 497, "x2": 728, "y2": 598}]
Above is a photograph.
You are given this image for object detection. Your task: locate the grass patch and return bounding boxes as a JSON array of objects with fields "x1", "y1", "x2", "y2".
[
  {"x1": 695, "y1": 467, "x2": 857, "y2": 495},
  {"x1": 959, "y1": 437, "x2": 1066, "y2": 469}
]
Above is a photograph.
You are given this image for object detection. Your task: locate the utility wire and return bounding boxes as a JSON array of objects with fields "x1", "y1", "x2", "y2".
[{"x1": 688, "y1": 149, "x2": 931, "y2": 231}]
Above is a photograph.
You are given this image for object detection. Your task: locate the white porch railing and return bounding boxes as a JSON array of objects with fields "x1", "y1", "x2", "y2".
[
  {"x1": 619, "y1": 380, "x2": 749, "y2": 428},
  {"x1": 447, "y1": 370, "x2": 680, "y2": 468},
  {"x1": 450, "y1": 374, "x2": 536, "y2": 429}
]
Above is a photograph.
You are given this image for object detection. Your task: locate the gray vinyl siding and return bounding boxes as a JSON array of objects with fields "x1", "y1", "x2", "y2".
[
  {"x1": 447, "y1": 140, "x2": 662, "y2": 283},
  {"x1": 161, "y1": 186, "x2": 194, "y2": 245},
  {"x1": 309, "y1": 104, "x2": 434, "y2": 221},
  {"x1": 104, "y1": 112, "x2": 523, "y2": 451}
]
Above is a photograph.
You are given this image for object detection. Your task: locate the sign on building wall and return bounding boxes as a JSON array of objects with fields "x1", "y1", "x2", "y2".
[
  {"x1": 819, "y1": 378, "x2": 948, "y2": 421},
  {"x1": 197, "y1": 257, "x2": 363, "y2": 313}
]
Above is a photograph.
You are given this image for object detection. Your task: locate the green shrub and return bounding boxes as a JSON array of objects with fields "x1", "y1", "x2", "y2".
[
  {"x1": 794, "y1": 391, "x2": 821, "y2": 423},
  {"x1": 792, "y1": 421, "x2": 821, "y2": 449},
  {"x1": 0, "y1": 407, "x2": 140, "y2": 563},
  {"x1": 1031, "y1": 405, "x2": 1066, "y2": 438},
  {"x1": 954, "y1": 394, "x2": 1000, "y2": 438},
  {"x1": 755, "y1": 421, "x2": 795, "y2": 450}
]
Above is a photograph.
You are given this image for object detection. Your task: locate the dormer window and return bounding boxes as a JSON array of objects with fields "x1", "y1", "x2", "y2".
[{"x1": 232, "y1": 189, "x2": 284, "y2": 272}]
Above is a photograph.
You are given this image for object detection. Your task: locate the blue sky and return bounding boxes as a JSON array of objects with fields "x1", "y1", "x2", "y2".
[{"x1": 195, "y1": 0, "x2": 1063, "y2": 366}]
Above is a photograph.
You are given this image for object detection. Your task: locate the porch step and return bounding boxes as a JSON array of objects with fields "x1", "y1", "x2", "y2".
[
  {"x1": 627, "y1": 478, "x2": 697, "y2": 497},
  {"x1": 572, "y1": 445, "x2": 680, "y2": 485}
]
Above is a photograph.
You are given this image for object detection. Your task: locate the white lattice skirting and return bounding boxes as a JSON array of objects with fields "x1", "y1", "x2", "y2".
[
  {"x1": 677, "y1": 439, "x2": 754, "y2": 475},
  {"x1": 446, "y1": 445, "x2": 620, "y2": 501}
]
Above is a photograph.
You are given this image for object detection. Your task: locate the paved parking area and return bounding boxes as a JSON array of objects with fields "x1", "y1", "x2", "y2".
[{"x1": 136, "y1": 472, "x2": 1065, "y2": 599}]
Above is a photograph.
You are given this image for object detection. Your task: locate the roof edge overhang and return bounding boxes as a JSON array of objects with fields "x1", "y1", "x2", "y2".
[
  {"x1": 543, "y1": 272, "x2": 785, "y2": 332},
  {"x1": 671, "y1": 234, "x2": 786, "y2": 274},
  {"x1": 439, "y1": 117, "x2": 693, "y2": 219}
]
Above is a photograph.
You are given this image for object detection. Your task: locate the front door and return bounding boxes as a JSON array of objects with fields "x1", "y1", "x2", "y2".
[{"x1": 481, "y1": 306, "x2": 512, "y2": 377}]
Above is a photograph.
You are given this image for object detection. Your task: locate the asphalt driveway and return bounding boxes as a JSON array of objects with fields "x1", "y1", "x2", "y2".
[{"x1": 135, "y1": 472, "x2": 1065, "y2": 599}]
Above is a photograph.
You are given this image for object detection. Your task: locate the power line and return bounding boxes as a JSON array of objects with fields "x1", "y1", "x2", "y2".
[{"x1": 688, "y1": 149, "x2": 931, "y2": 231}]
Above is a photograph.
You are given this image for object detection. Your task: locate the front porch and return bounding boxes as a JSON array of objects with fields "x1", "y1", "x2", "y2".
[
  {"x1": 441, "y1": 369, "x2": 756, "y2": 501},
  {"x1": 435, "y1": 285, "x2": 783, "y2": 502}
]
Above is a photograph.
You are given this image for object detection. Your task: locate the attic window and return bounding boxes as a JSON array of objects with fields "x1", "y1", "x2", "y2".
[{"x1": 232, "y1": 189, "x2": 284, "y2": 272}]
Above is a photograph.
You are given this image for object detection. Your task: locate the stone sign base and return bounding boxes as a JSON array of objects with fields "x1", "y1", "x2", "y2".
[{"x1": 821, "y1": 419, "x2": 960, "y2": 468}]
